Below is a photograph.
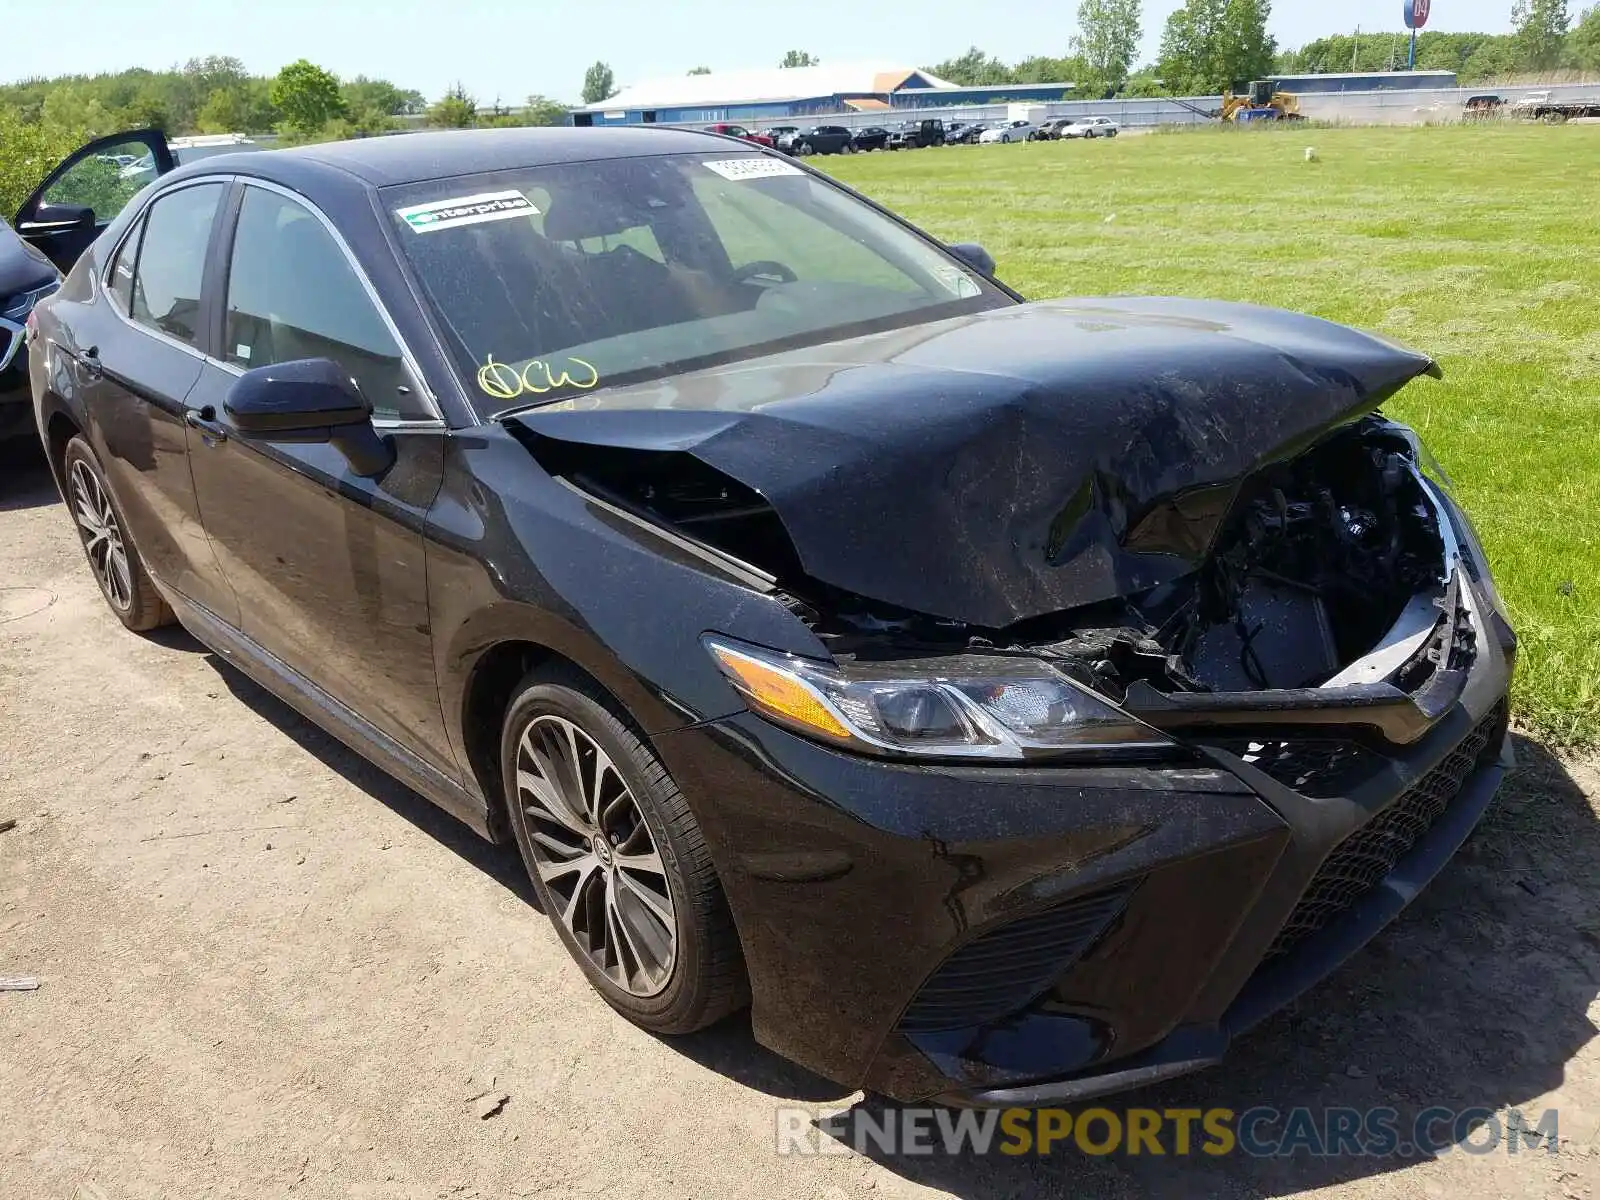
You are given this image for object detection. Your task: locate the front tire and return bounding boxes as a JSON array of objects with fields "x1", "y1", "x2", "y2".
[
  {"x1": 62, "y1": 435, "x2": 172, "y2": 632},
  {"x1": 501, "y1": 671, "x2": 747, "y2": 1034}
]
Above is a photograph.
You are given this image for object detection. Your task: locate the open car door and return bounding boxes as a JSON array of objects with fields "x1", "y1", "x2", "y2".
[{"x1": 13, "y1": 129, "x2": 176, "y2": 273}]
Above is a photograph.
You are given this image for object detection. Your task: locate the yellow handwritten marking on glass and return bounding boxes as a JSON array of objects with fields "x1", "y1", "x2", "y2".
[{"x1": 476, "y1": 354, "x2": 599, "y2": 400}]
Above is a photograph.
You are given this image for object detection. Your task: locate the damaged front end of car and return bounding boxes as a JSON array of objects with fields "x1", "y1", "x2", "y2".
[
  {"x1": 509, "y1": 415, "x2": 1507, "y2": 761},
  {"x1": 500, "y1": 297, "x2": 1515, "y2": 1103}
]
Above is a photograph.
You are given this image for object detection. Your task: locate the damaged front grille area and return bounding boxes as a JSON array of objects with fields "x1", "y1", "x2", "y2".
[
  {"x1": 1207, "y1": 737, "x2": 1390, "y2": 799},
  {"x1": 519, "y1": 415, "x2": 1467, "y2": 740},
  {"x1": 1264, "y1": 699, "x2": 1509, "y2": 961}
]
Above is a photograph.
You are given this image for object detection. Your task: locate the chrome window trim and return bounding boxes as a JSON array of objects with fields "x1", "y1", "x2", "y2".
[{"x1": 229, "y1": 178, "x2": 441, "y2": 422}]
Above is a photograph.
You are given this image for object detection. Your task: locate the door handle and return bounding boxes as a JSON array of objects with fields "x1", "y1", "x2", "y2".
[
  {"x1": 76, "y1": 345, "x2": 102, "y2": 379},
  {"x1": 185, "y1": 406, "x2": 228, "y2": 442}
]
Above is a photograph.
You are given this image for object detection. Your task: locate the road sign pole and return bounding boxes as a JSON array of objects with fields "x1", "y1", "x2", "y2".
[{"x1": 1409, "y1": 29, "x2": 1417, "y2": 69}]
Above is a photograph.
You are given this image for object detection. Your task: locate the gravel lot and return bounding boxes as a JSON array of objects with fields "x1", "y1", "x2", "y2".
[{"x1": 2, "y1": 441, "x2": 1598, "y2": 1200}]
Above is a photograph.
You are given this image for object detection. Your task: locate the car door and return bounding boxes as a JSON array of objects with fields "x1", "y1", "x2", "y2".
[
  {"x1": 42, "y1": 176, "x2": 241, "y2": 626},
  {"x1": 14, "y1": 130, "x2": 175, "y2": 274},
  {"x1": 182, "y1": 180, "x2": 456, "y2": 779}
]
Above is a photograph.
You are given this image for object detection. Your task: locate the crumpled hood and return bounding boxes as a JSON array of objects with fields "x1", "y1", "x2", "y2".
[
  {"x1": 510, "y1": 297, "x2": 1440, "y2": 628},
  {"x1": 0, "y1": 220, "x2": 56, "y2": 300}
]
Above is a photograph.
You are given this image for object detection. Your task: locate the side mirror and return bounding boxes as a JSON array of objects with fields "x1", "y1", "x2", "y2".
[
  {"x1": 17, "y1": 203, "x2": 94, "y2": 234},
  {"x1": 224, "y1": 358, "x2": 395, "y2": 477},
  {"x1": 947, "y1": 242, "x2": 996, "y2": 278}
]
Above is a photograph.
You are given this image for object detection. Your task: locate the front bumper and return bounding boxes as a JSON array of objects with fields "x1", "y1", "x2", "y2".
[{"x1": 650, "y1": 570, "x2": 1516, "y2": 1105}]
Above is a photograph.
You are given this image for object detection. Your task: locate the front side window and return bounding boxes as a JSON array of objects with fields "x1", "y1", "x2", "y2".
[
  {"x1": 385, "y1": 153, "x2": 1004, "y2": 415},
  {"x1": 224, "y1": 187, "x2": 418, "y2": 420},
  {"x1": 129, "y1": 183, "x2": 225, "y2": 347}
]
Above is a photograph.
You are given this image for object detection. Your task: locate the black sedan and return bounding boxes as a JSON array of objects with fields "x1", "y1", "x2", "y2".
[
  {"x1": 850, "y1": 126, "x2": 891, "y2": 152},
  {"x1": 22, "y1": 126, "x2": 1514, "y2": 1107}
]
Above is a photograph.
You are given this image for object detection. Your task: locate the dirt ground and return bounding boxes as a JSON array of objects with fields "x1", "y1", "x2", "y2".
[{"x1": 2, "y1": 441, "x2": 1598, "y2": 1200}]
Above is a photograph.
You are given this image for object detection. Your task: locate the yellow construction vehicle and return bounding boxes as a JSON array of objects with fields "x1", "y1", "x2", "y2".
[{"x1": 1218, "y1": 80, "x2": 1305, "y2": 122}]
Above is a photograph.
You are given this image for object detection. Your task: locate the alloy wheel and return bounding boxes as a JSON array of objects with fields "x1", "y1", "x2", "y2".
[
  {"x1": 515, "y1": 714, "x2": 677, "y2": 996},
  {"x1": 70, "y1": 460, "x2": 132, "y2": 612}
]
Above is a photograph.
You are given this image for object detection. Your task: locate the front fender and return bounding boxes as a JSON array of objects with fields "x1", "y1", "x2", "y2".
[{"x1": 425, "y1": 427, "x2": 830, "y2": 789}]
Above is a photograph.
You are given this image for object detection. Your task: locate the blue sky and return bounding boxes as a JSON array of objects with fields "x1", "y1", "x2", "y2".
[{"x1": 9, "y1": 0, "x2": 1518, "y2": 105}]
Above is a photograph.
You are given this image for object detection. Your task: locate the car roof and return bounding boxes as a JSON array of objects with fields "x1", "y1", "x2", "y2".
[{"x1": 166, "y1": 127, "x2": 739, "y2": 190}]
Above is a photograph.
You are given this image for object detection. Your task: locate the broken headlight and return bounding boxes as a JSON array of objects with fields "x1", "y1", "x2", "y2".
[{"x1": 704, "y1": 636, "x2": 1172, "y2": 760}]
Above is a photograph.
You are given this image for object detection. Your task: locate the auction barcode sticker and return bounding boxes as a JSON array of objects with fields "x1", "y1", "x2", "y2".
[
  {"x1": 702, "y1": 158, "x2": 804, "y2": 181},
  {"x1": 397, "y1": 191, "x2": 538, "y2": 233}
]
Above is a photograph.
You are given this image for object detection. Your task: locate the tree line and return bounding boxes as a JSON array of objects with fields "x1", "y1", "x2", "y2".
[{"x1": 927, "y1": 0, "x2": 1600, "y2": 98}]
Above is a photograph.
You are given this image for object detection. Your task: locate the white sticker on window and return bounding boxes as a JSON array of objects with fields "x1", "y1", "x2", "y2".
[
  {"x1": 702, "y1": 158, "x2": 804, "y2": 181},
  {"x1": 235, "y1": 344, "x2": 252, "y2": 360},
  {"x1": 397, "y1": 190, "x2": 538, "y2": 233}
]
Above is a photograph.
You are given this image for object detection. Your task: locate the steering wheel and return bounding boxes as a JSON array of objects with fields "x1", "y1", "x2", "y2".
[{"x1": 731, "y1": 260, "x2": 798, "y2": 286}]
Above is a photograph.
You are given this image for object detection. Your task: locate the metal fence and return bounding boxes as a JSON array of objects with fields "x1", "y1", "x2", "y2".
[{"x1": 714, "y1": 81, "x2": 1600, "y2": 137}]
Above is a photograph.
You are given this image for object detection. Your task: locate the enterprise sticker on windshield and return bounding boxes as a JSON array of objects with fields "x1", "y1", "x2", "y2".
[
  {"x1": 397, "y1": 191, "x2": 537, "y2": 233},
  {"x1": 702, "y1": 158, "x2": 804, "y2": 181}
]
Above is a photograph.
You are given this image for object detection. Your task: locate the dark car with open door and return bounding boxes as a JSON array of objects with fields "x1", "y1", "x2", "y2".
[
  {"x1": 25, "y1": 127, "x2": 1514, "y2": 1109},
  {"x1": 1, "y1": 130, "x2": 174, "y2": 447}
]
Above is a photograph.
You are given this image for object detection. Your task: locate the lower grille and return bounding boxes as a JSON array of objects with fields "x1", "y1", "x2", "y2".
[
  {"x1": 1266, "y1": 700, "x2": 1508, "y2": 960},
  {"x1": 897, "y1": 885, "x2": 1133, "y2": 1033}
]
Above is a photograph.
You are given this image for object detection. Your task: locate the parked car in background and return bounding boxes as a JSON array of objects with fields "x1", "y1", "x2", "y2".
[
  {"x1": 780, "y1": 125, "x2": 856, "y2": 155},
  {"x1": 1030, "y1": 118, "x2": 1075, "y2": 141},
  {"x1": 0, "y1": 226, "x2": 60, "y2": 445},
  {"x1": 1062, "y1": 116, "x2": 1119, "y2": 138},
  {"x1": 951, "y1": 122, "x2": 991, "y2": 144},
  {"x1": 886, "y1": 118, "x2": 946, "y2": 149},
  {"x1": 704, "y1": 123, "x2": 775, "y2": 148},
  {"x1": 850, "y1": 126, "x2": 891, "y2": 152},
  {"x1": 1462, "y1": 95, "x2": 1505, "y2": 119},
  {"x1": 979, "y1": 119, "x2": 1036, "y2": 144},
  {"x1": 763, "y1": 125, "x2": 799, "y2": 145}
]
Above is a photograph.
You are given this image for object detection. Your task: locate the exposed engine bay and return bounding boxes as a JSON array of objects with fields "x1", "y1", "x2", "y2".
[{"x1": 522, "y1": 414, "x2": 1464, "y2": 713}]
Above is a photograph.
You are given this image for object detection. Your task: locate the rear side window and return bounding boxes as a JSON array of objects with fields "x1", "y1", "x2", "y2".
[
  {"x1": 223, "y1": 186, "x2": 418, "y2": 420},
  {"x1": 129, "y1": 183, "x2": 225, "y2": 348},
  {"x1": 107, "y1": 217, "x2": 145, "y2": 313}
]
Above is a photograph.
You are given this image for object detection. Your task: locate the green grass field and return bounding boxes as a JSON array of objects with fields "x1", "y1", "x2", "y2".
[{"x1": 823, "y1": 125, "x2": 1600, "y2": 747}]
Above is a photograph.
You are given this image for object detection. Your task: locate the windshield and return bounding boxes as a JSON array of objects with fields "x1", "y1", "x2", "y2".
[{"x1": 385, "y1": 152, "x2": 1004, "y2": 415}]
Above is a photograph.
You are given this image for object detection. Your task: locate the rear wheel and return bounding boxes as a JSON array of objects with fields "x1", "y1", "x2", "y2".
[
  {"x1": 501, "y1": 672, "x2": 747, "y2": 1034},
  {"x1": 798, "y1": 140, "x2": 814, "y2": 155},
  {"x1": 62, "y1": 435, "x2": 172, "y2": 632}
]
